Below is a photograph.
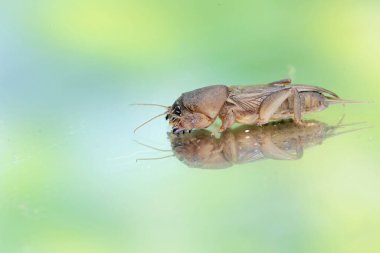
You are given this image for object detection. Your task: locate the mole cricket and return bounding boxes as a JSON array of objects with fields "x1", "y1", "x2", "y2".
[{"x1": 133, "y1": 79, "x2": 366, "y2": 134}]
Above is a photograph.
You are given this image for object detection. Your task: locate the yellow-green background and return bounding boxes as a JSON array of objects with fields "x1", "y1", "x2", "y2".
[{"x1": 1, "y1": 0, "x2": 380, "y2": 252}]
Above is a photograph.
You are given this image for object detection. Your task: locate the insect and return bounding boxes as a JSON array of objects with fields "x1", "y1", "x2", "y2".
[
  {"x1": 134, "y1": 79, "x2": 366, "y2": 134},
  {"x1": 138, "y1": 119, "x2": 367, "y2": 169}
]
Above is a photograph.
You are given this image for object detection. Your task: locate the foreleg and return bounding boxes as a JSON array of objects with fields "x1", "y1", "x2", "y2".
[{"x1": 219, "y1": 106, "x2": 236, "y2": 132}]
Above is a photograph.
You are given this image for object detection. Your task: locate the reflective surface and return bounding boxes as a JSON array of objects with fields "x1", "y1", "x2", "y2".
[
  {"x1": 164, "y1": 120, "x2": 368, "y2": 169},
  {"x1": 1, "y1": 1, "x2": 380, "y2": 253}
]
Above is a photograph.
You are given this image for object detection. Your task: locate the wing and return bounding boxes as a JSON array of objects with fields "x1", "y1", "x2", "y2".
[
  {"x1": 228, "y1": 83, "x2": 339, "y2": 112},
  {"x1": 238, "y1": 149, "x2": 265, "y2": 164},
  {"x1": 228, "y1": 85, "x2": 289, "y2": 112},
  {"x1": 293, "y1": 84, "x2": 339, "y2": 98}
]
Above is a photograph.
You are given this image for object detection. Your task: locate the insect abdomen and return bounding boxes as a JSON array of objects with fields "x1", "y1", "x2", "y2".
[
  {"x1": 272, "y1": 91, "x2": 327, "y2": 119},
  {"x1": 301, "y1": 92, "x2": 328, "y2": 112}
]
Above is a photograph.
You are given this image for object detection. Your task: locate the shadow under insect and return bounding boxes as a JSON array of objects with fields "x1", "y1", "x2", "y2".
[{"x1": 138, "y1": 119, "x2": 367, "y2": 169}]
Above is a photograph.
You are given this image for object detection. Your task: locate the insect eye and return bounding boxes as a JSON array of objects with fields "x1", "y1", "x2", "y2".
[{"x1": 174, "y1": 106, "x2": 181, "y2": 116}]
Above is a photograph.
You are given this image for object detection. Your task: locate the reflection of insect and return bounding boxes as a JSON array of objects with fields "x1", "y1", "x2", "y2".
[
  {"x1": 134, "y1": 79, "x2": 366, "y2": 134},
  {"x1": 137, "y1": 119, "x2": 367, "y2": 169}
]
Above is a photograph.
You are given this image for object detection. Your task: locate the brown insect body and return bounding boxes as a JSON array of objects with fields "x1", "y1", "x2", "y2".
[{"x1": 167, "y1": 79, "x2": 355, "y2": 134}]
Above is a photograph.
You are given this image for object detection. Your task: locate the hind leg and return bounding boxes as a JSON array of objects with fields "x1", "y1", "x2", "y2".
[
  {"x1": 257, "y1": 88, "x2": 307, "y2": 126},
  {"x1": 261, "y1": 135, "x2": 304, "y2": 160}
]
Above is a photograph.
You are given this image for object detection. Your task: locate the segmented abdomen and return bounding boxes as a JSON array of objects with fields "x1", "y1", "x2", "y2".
[{"x1": 272, "y1": 92, "x2": 328, "y2": 119}]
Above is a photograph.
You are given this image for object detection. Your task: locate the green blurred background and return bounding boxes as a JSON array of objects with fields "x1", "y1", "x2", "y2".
[{"x1": 1, "y1": 0, "x2": 380, "y2": 252}]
